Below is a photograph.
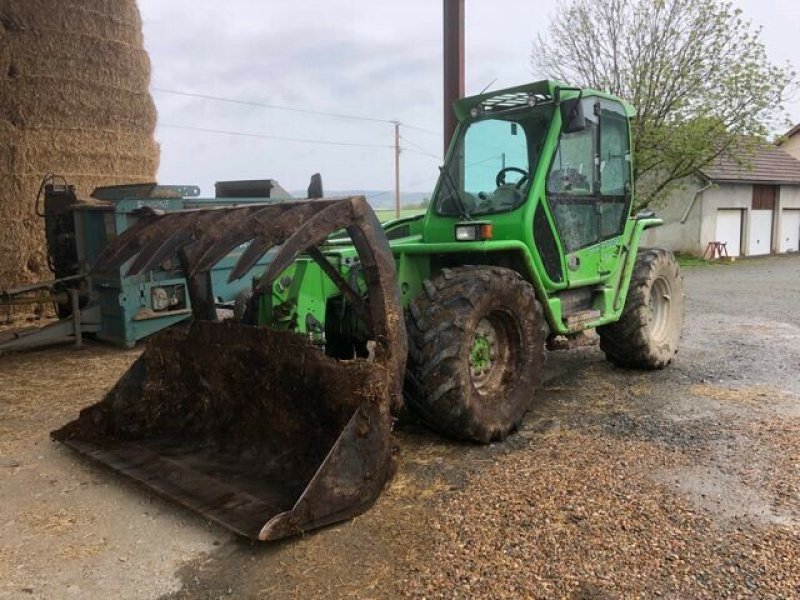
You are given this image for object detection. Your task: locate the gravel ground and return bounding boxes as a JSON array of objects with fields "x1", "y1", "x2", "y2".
[{"x1": 0, "y1": 256, "x2": 799, "y2": 599}]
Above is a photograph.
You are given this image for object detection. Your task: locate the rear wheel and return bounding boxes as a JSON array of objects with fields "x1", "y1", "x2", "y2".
[
  {"x1": 597, "y1": 248, "x2": 685, "y2": 369},
  {"x1": 405, "y1": 266, "x2": 547, "y2": 443}
]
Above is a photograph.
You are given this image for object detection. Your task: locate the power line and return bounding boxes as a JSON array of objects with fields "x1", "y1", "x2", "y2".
[
  {"x1": 366, "y1": 174, "x2": 440, "y2": 200},
  {"x1": 152, "y1": 87, "x2": 443, "y2": 137},
  {"x1": 158, "y1": 123, "x2": 393, "y2": 150},
  {"x1": 401, "y1": 147, "x2": 441, "y2": 160},
  {"x1": 400, "y1": 135, "x2": 441, "y2": 159},
  {"x1": 154, "y1": 88, "x2": 445, "y2": 206},
  {"x1": 400, "y1": 123, "x2": 442, "y2": 137},
  {"x1": 153, "y1": 87, "x2": 394, "y2": 125},
  {"x1": 366, "y1": 154, "x2": 508, "y2": 201}
]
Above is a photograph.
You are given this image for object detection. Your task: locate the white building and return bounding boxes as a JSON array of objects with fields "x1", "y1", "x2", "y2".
[{"x1": 643, "y1": 143, "x2": 800, "y2": 257}]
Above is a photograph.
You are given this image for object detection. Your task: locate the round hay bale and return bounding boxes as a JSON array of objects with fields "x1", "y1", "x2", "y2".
[
  {"x1": 16, "y1": 128, "x2": 159, "y2": 178},
  {"x1": 0, "y1": 27, "x2": 10, "y2": 77},
  {"x1": 0, "y1": 0, "x2": 159, "y2": 291},
  {"x1": 1, "y1": 0, "x2": 144, "y2": 46},
  {"x1": 0, "y1": 120, "x2": 17, "y2": 173},
  {"x1": 0, "y1": 79, "x2": 158, "y2": 130},
  {"x1": 6, "y1": 31, "x2": 152, "y2": 88}
]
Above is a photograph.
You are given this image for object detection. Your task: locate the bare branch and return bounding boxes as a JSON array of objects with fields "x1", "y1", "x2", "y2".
[{"x1": 531, "y1": 0, "x2": 797, "y2": 207}]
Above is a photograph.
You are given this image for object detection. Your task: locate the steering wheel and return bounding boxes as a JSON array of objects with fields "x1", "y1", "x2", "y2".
[{"x1": 496, "y1": 166, "x2": 529, "y2": 189}]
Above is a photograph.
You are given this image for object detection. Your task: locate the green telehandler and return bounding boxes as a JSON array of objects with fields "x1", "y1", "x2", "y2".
[{"x1": 53, "y1": 80, "x2": 684, "y2": 541}]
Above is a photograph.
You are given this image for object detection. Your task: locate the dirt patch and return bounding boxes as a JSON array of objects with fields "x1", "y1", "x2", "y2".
[
  {"x1": 738, "y1": 418, "x2": 800, "y2": 516},
  {"x1": 690, "y1": 383, "x2": 787, "y2": 405},
  {"x1": 401, "y1": 430, "x2": 800, "y2": 599},
  {"x1": 24, "y1": 507, "x2": 92, "y2": 535},
  {"x1": 0, "y1": 343, "x2": 139, "y2": 455},
  {"x1": 2, "y1": 257, "x2": 800, "y2": 598},
  {"x1": 0, "y1": 341, "x2": 214, "y2": 599},
  {"x1": 656, "y1": 464, "x2": 797, "y2": 527}
]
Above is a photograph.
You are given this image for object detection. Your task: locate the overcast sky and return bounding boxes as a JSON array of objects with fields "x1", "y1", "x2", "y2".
[{"x1": 139, "y1": 0, "x2": 799, "y2": 198}]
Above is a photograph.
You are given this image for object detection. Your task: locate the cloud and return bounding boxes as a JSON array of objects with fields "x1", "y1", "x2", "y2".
[{"x1": 138, "y1": 0, "x2": 798, "y2": 196}]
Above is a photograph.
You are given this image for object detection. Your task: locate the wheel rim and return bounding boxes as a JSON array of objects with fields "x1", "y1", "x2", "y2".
[
  {"x1": 469, "y1": 314, "x2": 514, "y2": 395},
  {"x1": 648, "y1": 276, "x2": 673, "y2": 342}
]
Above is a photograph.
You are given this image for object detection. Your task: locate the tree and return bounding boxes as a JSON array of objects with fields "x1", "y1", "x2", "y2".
[{"x1": 532, "y1": 0, "x2": 796, "y2": 208}]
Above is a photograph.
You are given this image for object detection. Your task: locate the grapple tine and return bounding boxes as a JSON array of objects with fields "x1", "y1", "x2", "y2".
[
  {"x1": 128, "y1": 206, "x2": 264, "y2": 276},
  {"x1": 345, "y1": 198, "x2": 407, "y2": 407},
  {"x1": 127, "y1": 226, "x2": 195, "y2": 276},
  {"x1": 122, "y1": 210, "x2": 213, "y2": 275},
  {"x1": 228, "y1": 239, "x2": 275, "y2": 283},
  {"x1": 256, "y1": 198, "x2": 360, "y2": 290},
  {"x1": 92, "y1": 210, "x2": 163, "y2": 272},
  {"x1": 97, "y1": 211, "x2": 199, "y2": 273},
  {"x1": 186, "y1": 204, "x2": 293, "y2": 276},
  {"x1": 227, "y1": 201, "x2": 339, "y2": 282}
]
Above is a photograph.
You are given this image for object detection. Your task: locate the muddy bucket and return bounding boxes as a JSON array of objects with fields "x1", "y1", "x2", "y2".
[
  {"x1": 53, "y1": 195, "x2": 405, "y2": 540},
  {"x1": 53, "y1": 321, "x2": 395, "y2": 540}
]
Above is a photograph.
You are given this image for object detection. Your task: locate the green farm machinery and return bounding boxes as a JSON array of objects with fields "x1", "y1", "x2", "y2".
[{"x1": 54, "y1": 81, "x2": 685, "y2": 540}]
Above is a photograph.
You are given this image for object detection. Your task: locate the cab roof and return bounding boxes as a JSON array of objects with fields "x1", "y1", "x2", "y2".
[{"x1": 454, "y1": 80, "x2": 636, "y2": 120}]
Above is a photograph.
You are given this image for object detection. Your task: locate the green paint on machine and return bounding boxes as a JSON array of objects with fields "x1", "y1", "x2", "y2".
[{"x1": 258, "y1": 80, "x2": 664, "y2": 339}]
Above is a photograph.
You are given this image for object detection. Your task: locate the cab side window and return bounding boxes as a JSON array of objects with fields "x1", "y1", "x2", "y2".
[
  {"x1": 547, "y1": 98, "x2": 599, "y2": 252},
  {"x1": 599, "y1": 101, "x2": 632, "y2": 239},
  {"x1": 546, "y1": 98, "x2": 632, "y2": 252}
]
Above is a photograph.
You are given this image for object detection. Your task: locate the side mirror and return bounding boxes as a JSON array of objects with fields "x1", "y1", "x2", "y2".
[{"x1": 560, "y1": 98, "x2": 586, "y2": 134}]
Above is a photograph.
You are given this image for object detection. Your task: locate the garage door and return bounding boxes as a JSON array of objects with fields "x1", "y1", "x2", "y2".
[
  {"x1": 748, "y1": 210, "x2": 773, "y2": 256},
  {"x1": 715, "y1": 210, "x2": 742, "y2": 256},
  {"x1": 780, "y1": 209, "x2": 800, "y2": 253}
]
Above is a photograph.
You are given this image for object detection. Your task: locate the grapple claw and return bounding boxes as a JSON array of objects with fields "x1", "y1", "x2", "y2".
[
  {"x1": 226, "y1": 200, "x2": 340, "y2": 282},
  {"x1": 256, "y1": 199, "x2": 359, "y2": 291},
  {"x1": 52, "y1": 195, "x2": 406, "y2": 541}
]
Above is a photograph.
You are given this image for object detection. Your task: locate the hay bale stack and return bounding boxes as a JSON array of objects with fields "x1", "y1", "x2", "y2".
[{"x1": 0, "y1": 0, "x2": 159, "y2": 288}]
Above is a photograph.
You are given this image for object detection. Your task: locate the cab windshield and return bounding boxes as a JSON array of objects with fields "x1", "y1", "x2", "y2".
[{"x1": 434, "y1": 105, "x2": 553, "y2": 217}]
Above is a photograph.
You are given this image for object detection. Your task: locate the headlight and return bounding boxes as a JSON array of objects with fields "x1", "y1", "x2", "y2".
[
  {"x1": 151, "y1": 286, "x2": 169, "y2": 311},
  {"x1": 455, "y1": 223, "x2": 493, "y2": 241}
]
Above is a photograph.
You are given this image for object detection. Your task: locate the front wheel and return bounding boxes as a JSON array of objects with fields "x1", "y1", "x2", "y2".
[
  {"x1": 404, "y1": 266, "x2": 547, "y2": 443},
  {"x1": 598, "y1": 249, "x2": 685, "y2": 369}
]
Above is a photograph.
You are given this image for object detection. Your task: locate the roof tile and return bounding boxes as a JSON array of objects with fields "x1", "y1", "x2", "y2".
[{"x1": 700, "y1": 144, "x2": 800, "y2": 184}]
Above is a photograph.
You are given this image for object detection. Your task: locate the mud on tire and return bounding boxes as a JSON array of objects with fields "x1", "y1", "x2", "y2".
[
  {"x1": 404, "y1": 266, "x2": 547, "y2": 443},
  {"x1": 597, "y1": 248, "x2": 685, "y2": 369}
]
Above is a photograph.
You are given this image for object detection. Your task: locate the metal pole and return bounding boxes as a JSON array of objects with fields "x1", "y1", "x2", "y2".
[
  {"x1": 69, "y1": 287, "x2": 82, "y2": 348},
  {"x1": 394, "y1": 121, "x2": 401, "y2": 219},
  {"x1": 443, "y1": 0, "x2": 465, "y2": 156}
]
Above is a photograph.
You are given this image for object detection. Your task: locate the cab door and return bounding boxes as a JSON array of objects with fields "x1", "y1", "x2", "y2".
[
  {"x1": 597, "y1": 100, "x2": 633, "y2": 275},
  {"x1": 545, "y1": 97, "x2": 631, "y2": 288}
]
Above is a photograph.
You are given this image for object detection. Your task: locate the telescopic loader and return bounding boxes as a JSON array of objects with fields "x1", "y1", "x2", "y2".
[{"x1": 54, "y1": 81, "x2": 685, "y2": 540}]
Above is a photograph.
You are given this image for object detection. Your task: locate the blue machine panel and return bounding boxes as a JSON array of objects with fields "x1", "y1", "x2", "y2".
[{"x1": 72, "y1": 186, "x2": 284, "y2": 347}]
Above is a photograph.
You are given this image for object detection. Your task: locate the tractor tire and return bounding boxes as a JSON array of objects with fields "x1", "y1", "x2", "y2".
[
  {"x1": 405, "y1": 266, "x2": 547, "y2": 443},
  {"x1": 597, "y1": 248, "x2": 685, "y2": 369}
]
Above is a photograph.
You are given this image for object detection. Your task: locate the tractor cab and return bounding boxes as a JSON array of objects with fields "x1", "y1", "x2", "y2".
[
  {"x1": 434, "y1": 90, "x2": 554, "y2": 219},
  {"x1": 420, "y1": 81, "x2": 638, "y2": 295}
]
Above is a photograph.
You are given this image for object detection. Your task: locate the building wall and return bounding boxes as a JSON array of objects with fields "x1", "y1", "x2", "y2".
[
  {"x1": 780, "y1": 185, "x2": 800, "y2": 209},
  {"x1": 699, "y1": 184, "x2": 752, "y2": 254},
  {"x1": 779, "y1": 186, "x2": 800, "y2": 253},
  {"x1": 781, "y1": 136, "x2": 800, "y2": 162},
  {"x1": 643, "y1": 180, "x2": 800, "y2": 256},
  {"x1": 641, "y1": 179, "x2": 704, "y2": 253}
]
